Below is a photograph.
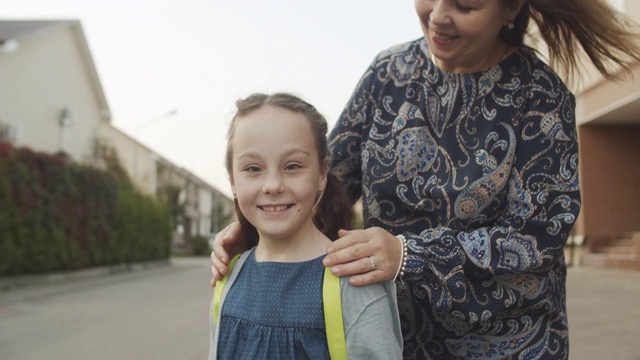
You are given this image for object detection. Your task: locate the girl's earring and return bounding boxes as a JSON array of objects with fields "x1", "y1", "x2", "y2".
[{"x1": 506, "y1": 21, "x2": 514, "y2": 30}]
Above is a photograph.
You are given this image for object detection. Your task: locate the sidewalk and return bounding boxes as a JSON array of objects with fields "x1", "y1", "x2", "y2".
[
  {"x1": 0, "y1": 258, "x2": 172, "y2": 306},
  {"x1": 566, "y1": 265, "x2": 640, "y2": 360}
]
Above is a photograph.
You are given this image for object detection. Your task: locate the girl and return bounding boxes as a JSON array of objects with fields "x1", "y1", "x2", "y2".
[{"x1": 209, "y1": 92, "x2": 402, "y2": 359}]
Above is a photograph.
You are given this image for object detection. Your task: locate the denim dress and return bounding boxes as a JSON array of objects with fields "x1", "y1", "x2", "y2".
[{"x1": 217, "y1": 249, "x2": 330, "y2": 359}]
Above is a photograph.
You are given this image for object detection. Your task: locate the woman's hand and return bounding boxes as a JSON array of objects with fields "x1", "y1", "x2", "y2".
[
  {"x1": 322, "y1": 227, "x2": 402, "y2": 286},
  {"x1": 210, "y1": 221, "x2": 240, "y2": 287}
]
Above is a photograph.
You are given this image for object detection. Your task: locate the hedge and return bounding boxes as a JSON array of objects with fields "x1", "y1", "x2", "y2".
[{"x1": 0, "y1": 142, "x2": 171, "y2": 276}]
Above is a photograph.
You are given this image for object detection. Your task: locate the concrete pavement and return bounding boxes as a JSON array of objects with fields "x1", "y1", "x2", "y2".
[
  {"x1": 1, "y1": 257, "x2": 639, "y2": 359},
  {"x1": 566, "y1": 266, "x2": 640, "y2": 360},
  {"x1": 0, "y1": 257, "x2": 213, "y2": 360}
]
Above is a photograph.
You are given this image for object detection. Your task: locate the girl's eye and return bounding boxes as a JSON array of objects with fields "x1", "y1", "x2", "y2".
[
  {"x1": 245, "y1": 165, "x2": 261, "y2": 173},
  {"x1": 285, "y1": 163, "x2": 302, "y2": 171}
]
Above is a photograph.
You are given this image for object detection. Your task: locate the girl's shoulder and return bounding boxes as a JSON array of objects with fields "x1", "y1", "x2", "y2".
[{"x1": 224, "y1": 249, "x2": 254, "y2": 281}]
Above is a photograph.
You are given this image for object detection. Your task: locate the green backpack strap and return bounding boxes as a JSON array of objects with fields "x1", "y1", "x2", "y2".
[
  {"x1": 212, "y1": 254, "x2": 241, "y2": 323},
  {"x1": 323, "y1": 267, "x2": 348, "y2": 360}
]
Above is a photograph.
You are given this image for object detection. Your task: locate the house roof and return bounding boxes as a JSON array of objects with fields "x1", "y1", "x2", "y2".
[
  {"x1": 0, "y1": 19, "x2": 112, "y2": 121},
  {"x1": 0, "y1": 20, "x2": 71, "y2": 43},
  {"x1": 155, "y1": 154, "x2": 229, "y2": 198},
  {"x1": 103, "y1": 123, "x2": 228, "y2": 197}
]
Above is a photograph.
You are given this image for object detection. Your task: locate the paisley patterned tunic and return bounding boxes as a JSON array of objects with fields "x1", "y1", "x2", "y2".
[{"x1": 328, "y1": 38, "x2": 580, "y2": 359}]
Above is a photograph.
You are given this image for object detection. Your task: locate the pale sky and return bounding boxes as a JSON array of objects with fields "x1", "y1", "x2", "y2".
[{"x1": 1, "y1": 0, "x2": 424, "y2": 196}]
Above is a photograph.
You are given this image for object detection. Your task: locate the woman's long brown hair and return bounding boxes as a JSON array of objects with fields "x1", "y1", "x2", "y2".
[{"x1": 502, "y1": 0, "x2": 640, "y2": 81}]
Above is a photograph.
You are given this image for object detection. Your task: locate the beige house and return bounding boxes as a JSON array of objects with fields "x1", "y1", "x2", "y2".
[
  {"x1": 0, "y1": 20, "x2": 109, "y2": 159},
  {"x1": 0, "y1": 19, "x2": 233, "y2": 247},
  {"x1": 100, "y1": 122, "x2": 159, "y2": 195},
  {"x1": 156, "y1": 156, "x2": 235, "y2": 247},
  {"x1": 567, "y1": 1, "x2": 640, "y2": 269}
]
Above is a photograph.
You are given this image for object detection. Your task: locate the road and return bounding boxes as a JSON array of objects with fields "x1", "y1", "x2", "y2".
[
  {"x1": 0, "y1": 257, "x2": 213, "y2": 360},
  {"x1": 1, "y1": 257, "x2": 640, "y2": 360}
]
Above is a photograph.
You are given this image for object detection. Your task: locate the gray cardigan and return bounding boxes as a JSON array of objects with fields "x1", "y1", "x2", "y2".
[{"x1": 209, "y1": 251, "x2": 403, "y2": 359}]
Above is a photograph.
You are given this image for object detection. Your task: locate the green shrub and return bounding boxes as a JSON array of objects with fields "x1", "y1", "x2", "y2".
[
  {"x1": 191, "y1": 235, "x2": 211, "y2": 257},
  {"x1": 0, "y1": 142, "x2": 172, "y2": 276}
]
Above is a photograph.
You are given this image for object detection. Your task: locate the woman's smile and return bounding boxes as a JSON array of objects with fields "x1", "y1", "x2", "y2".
[{"x1": 430, "y1": 29, "x2": 457, "y2": 46}]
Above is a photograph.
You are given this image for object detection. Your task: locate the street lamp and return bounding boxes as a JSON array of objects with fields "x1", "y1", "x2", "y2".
[{"x1": 133, "y1": 109, "x2": 178, "y2": 137}]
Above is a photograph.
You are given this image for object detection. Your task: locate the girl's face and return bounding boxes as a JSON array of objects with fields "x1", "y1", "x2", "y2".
[
  {"x1": 230, "y1": 105, "x2": 327, "y2": 243},
  {"x1": 415, "y1": 0, "x2": 522, "y2": 73}
]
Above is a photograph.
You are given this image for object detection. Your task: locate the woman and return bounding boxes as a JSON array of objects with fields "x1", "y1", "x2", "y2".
[{"x1": 212, "y1": 1, "x2": 640, "y2": 358}]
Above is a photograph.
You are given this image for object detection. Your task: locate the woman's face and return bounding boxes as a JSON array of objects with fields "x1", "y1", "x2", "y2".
[{"x1": 415, "y1": 0, "x2": 521, "y2": 73}]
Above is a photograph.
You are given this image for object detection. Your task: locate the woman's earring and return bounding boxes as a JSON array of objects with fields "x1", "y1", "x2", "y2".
[{"x1": 506, "y1": 21, "x2": 514, "y2": 30}]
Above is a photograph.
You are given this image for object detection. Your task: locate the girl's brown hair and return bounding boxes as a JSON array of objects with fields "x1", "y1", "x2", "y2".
[
  {"x1": 501, "y1": 0, "x2": 640, "y2": 81},
  {"x1": 225, "y1": 92, "x2": 353, "y2": 250}
]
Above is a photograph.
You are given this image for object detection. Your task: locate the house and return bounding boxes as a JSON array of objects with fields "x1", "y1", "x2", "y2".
[
  {"x1": 0, "y1": 19, "x2": 233, "y2": 248},
  {"x1": 155, "y1": 156, "x2": 234, "y2": 249},
  {"x1": 100, "y1": 122, "x2": 159, "y2": 195},
  {"x1": 567, "y1": 1, "x2": 640, "y2": 270},
  {"x1": 0, "y1": 20, "x2": 110, "y2": 159}
]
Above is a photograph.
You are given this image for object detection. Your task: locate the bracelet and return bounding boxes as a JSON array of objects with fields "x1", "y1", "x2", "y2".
[{"x1": 394, "y1": 234, "x2": 408, "y2": 281}]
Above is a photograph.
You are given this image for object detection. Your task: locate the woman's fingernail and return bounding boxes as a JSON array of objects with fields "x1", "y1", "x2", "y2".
[
  {"x1": 323, "y1": 257, "x2": 332, "y2": 266},
  {"x1": 327, "y1": 246, "x2": 334, "y2": 253},
  {"x1": 331, "y1": 266, "x2": 340, "y2": 275}
]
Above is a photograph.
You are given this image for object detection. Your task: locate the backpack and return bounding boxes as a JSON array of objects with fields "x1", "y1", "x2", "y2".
[{"x1": 212, "y1": 254, "x2": 348, "y2": 360}]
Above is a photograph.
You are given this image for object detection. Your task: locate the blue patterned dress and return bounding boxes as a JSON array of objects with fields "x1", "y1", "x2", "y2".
[
  {"x1": 217, "y1": 250, "x2": 330, "y2": 359},
  {"x1": 328, "y1": 38, "x2": 580, "y2": 359}
]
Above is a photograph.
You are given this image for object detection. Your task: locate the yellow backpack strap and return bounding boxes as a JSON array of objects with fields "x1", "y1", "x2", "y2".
[
  {"x1": 212, "y1": 254, "x2": 241, "y2": 323},
  {"x1": 323, "y1": 268, "x2": 348, "y2": 360}
]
